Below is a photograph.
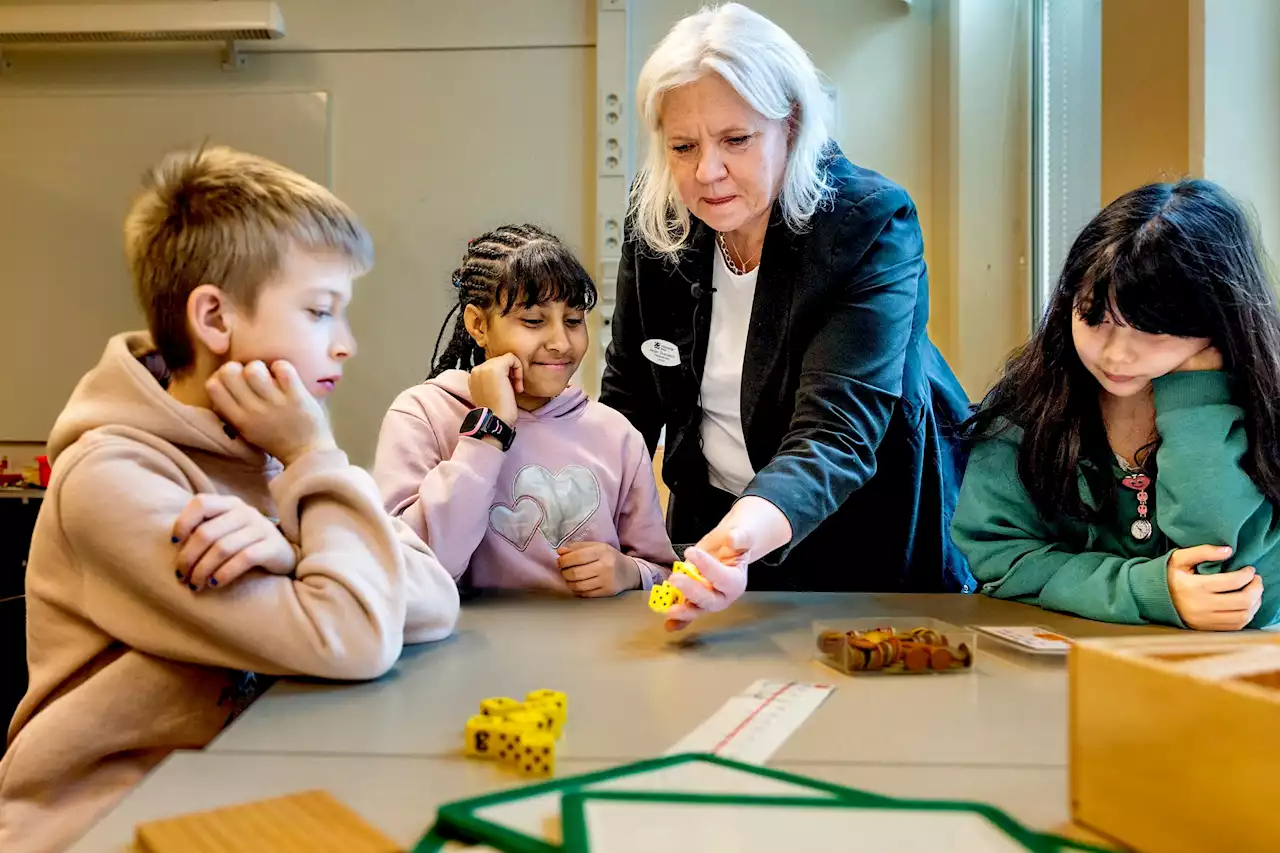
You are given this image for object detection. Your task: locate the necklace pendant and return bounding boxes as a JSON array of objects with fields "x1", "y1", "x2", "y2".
[
  {"x1": 716, "y1": 231, "x2": 753, "y2": 275},
  {"x1": 1131, "y1": 519, "x2": 1153, "y2": 541}
]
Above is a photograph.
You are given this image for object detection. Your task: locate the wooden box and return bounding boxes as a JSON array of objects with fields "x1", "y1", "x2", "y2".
[{"x1": 1070, "y1": 632, "x2": 1280, "y2": 853}]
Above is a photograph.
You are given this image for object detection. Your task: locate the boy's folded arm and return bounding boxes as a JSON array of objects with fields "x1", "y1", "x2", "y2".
[
  {"x1": 59, "y1": 436, "x2": 418, "y2": 681},
  {"x1": 273, "y1": 447, "x2": 460, "y2": 646},
  {"x1": 389, "y1": 515, "x2": 462, "y2": 644},
  {"x1": 373, "y1": 406, "x2": 502, "y2": 580}
]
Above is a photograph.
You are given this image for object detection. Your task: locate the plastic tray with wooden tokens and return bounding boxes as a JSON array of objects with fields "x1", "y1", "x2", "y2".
[{"x1": 813, "y1": 618, "x2": 977, "y2": 676}]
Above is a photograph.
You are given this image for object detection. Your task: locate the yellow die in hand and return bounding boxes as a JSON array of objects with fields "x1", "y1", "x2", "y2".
[
  {"x1": 648, "y1": 582, "x2": 683, "y2": 614},
  {"x1": 479, "y1": 696, "x2": 523, "y2": 718},
  {"x1": 515, "y1": 731, "x2": 556, "y2": 778},
  {"x1": 464, "y1": 715, "x2": 502, "y2": 759},
  {"x1": 672, "y1": 560, "x2": 709, "y2": 587}
]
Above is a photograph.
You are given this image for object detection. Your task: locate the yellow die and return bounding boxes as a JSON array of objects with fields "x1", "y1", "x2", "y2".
[
  {"x1": 648, "y1": 581, "x2": 683, "y2": 613},
  {"x1": 515, "y1": 731, "x2": 556, "y2": 778},
  {"x1": 672, "y1": 560, "x2": 709, "y2": 587},
  {"x1": 493, "y1": 719, "x2": 522, "y2": 746},
  {"x1": 464, "y1": 715, "x2": 502, "y2": 759},
  {"x1": 507, "y1": 709, "x2": 556, "y2": 739},
  {"x1": 496, "y1": 736, "x2": 522, "y2": 764},
  {"x1": 494, "y1": 714, "x2": 544, "y2": 765},
  {"x1": 526, "y1": 689, "x2": 567, "y2": 719},
  {"x1": 479, "y1": 696, "x2": 524, "y2": 718},
  {"x1": 526, "y1": 701, "x2": 564, "y2": 738}
]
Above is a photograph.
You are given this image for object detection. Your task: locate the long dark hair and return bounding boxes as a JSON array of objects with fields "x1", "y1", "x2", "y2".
[
  {"x1": 429, "y1": 224, "x2": 598, "y2": 378},
  {"x1": 966, "y1": 179, "x2": 1280, "y2": 521}
]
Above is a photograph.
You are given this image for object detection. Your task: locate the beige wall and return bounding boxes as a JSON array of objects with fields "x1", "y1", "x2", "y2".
[
  {"x1": 1101, "y1": 0, "x2": 1192, "y2": 203},
  {"x1": 1198, "y1": 0, "x2": 1280, "y2": 268},
  {"x1": 0, "y1": 0, "x2": 594, "y2": 467},
  {"x1": 930, "y1": 0, "x2": 1030, "y2": 397},
  {"x1": 1100, "y1": 0, "x2": 1280, "y2": 269}
]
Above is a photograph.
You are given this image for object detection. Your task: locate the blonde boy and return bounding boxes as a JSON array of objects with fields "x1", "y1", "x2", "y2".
[{"x1": 0, "y1": 147, "x2": 459, "y2": 853}]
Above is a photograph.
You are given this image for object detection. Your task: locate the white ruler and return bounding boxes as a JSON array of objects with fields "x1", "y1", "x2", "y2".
[{"x1": 665, "y1": 679, "x2": 835, "y2": 764}]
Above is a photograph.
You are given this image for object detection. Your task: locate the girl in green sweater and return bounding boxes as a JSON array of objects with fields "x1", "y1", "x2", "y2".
[{"x1": 953, "y1": 180, "x2": 1280, "y2": 630}]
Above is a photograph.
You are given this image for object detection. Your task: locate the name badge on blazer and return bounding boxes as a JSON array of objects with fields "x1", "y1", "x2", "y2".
[{"x1": 641, "y1": 339, "x2": 681, "y2": 367}]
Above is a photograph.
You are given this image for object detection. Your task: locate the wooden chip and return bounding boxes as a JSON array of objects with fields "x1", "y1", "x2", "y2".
[{"x1": 134, "y1": 789, "x2": 399, "y2": 853}]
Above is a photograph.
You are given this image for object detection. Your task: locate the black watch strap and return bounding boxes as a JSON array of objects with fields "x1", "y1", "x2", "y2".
[{"x1": 460, "y1": 407, "x2": 516, "y2": 451}]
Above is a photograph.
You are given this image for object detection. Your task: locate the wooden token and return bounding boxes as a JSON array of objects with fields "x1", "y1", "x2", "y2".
[
  {"x1": 912, "y1": 628, "x2": 942, "y2": 647},
  {"x1": 902, "y1": 644, "x2": 930, "y2": 672},
  {"x1": 849, "y1": 637, "x2": 884, "y2": 671},
  {"x1": 877, "y1": 640, "x2": 896, "y2": 666},
  {"x1": 818, "y1": 630, "x2": 844, "y2": 655}
]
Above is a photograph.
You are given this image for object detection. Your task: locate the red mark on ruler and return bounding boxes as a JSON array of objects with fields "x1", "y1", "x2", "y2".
[{"x1": 711, "y1": 681, "x2": 794, "y2": 754}]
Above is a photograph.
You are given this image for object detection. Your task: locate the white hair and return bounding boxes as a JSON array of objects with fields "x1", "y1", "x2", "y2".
[{"x1": 630, "y1": 2, "x2": 834, "y2": 257}]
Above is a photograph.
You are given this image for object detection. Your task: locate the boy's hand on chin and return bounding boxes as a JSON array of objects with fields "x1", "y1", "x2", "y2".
[{"x1": 208, "y1": 360, "x2": 336, "y2": 465}]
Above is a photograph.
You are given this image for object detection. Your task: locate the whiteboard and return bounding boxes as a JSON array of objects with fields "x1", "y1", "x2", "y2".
[{"x1": 0, "y1": 91, "x2": 330, "y2": 440}]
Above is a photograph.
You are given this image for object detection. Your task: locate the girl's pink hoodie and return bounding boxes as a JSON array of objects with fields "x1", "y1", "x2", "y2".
[{"x1": 373, "y1": 369, "x2": 676, "y2": 591}]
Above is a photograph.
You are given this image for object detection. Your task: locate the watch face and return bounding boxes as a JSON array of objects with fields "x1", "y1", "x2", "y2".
[{"x1": 460, "y1": 409, "x2": 486, "y2": 433}]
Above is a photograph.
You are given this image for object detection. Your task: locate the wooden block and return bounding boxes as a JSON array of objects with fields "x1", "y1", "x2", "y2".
[
  {"x1": 1071, "y1": 633, "x2": 1280, "y2": 853},
  {"x1": 134, "y1": 789, "x2": 399, "y2": 853}
]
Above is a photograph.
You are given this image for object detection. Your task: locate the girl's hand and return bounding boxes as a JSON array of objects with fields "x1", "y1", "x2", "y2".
[
  {"x1": 557, "y1": 542, "x2": 640, "y2": 596},
  {"x1": 1167, "y1": 545, "x2": 1262, "y2": 630},
  {"x1": 1173, "y1": 345, "x2": 1224, "y2": 373},
  {"x1": 468, "y1": 353, "x2": 522, "y2": 427}
]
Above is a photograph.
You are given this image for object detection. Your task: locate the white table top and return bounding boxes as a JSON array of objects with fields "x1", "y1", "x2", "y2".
[
  {"x1": 208, "y1": 592, "x2": 1166, "y2": 766},
  {"x1": 71, "y1": 592, "x2": 1151, "y2": 851}
]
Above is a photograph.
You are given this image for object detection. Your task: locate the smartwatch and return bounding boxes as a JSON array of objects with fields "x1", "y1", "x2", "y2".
[{"x1": 459, "y1": 407, "x2": 516, "y2": 451}]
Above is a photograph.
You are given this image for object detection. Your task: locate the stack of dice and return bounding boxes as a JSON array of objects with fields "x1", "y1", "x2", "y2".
[
  {"x1": 647, "y1": 561, "x2": 709, "y2": 613},
  {"x1": 463, "y1": 689, "x2": 567, "y2": 778}
]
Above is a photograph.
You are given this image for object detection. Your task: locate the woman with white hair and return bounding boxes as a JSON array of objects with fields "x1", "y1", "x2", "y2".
[{"x1": 600, "y1": 3, "x2": 973, "y2": 627}]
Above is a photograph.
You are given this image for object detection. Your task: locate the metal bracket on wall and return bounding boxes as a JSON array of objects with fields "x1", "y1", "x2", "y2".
[
  {"x1": 594, "y1": 0, "x2": 629, "y2": 394},
  {"x1": 221, "y1": 40, "x2": 246, "y2": 72}
]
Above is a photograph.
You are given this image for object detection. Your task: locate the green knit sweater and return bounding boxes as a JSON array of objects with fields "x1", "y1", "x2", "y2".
[{"x1": 951, "y1": 371, "x2": 1280, "y2": 628}]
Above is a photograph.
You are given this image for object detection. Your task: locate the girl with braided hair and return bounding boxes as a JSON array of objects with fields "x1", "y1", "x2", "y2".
[{"x1": 373, "y1": 225, "x2": 677, "y2": 596}]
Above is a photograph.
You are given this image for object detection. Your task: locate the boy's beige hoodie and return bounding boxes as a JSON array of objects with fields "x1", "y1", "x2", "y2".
[{"x1": 0, "y1": 333, "x2": 460, "y2": 853}]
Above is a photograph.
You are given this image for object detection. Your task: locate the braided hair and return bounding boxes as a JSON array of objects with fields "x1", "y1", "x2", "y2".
[{"x1": 429, "y1": 224, "x2": 598, "y2": 378}]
